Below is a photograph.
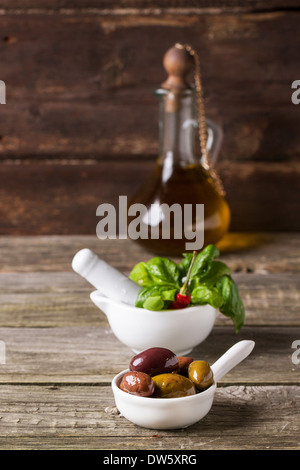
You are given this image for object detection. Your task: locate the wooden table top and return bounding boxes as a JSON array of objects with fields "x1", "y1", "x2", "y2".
[{"x1": 0, "y1": 233, "x2": 299, "y2": 450}]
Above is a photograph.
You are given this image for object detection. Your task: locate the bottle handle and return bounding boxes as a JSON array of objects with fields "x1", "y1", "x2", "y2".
[
  {"x1": 205, "y1": 118, "x2": 223, "y2": 166},
  {"x1": 163, "y1": 43, "x2": 226, "y2": 196}
]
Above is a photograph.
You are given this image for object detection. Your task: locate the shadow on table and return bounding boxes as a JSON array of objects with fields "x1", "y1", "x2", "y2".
[{"x1": 181, "y1": 394, "x2": 262, "y2": 436}]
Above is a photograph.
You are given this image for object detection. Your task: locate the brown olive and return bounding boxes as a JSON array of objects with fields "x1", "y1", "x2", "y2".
[
  {"x1": 152, "y1": 373, "x2": 196, "y2": 398},
  {"x1": 176, "y1": 356, "x2": 194, "y2": 376},
  {"x1": 188, "y1": 360, "x2": 214, "y2": 391},
  {"x1": 119, "y1": 371, "x2": 155, "y2": 397}
]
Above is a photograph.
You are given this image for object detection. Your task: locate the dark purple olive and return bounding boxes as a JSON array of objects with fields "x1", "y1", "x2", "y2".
[{"x1": 129, "y1": 347, "x2": 179, "y2": 376}]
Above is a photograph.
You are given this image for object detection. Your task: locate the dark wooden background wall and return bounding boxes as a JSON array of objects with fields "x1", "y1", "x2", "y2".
[{"x1": 0, "y1": 1, "x2": 299, "y2": 235}]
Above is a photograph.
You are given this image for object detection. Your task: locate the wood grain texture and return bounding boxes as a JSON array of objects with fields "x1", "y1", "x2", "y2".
[
  {"x1": 0, "y1": 385, "x2": 298, "y2": 450},
  {"x1": 0, "y1": 233, "x2": 299, "y2": 273},
  {"x1": 0, "y1": 9, "x2": 299, "y2": 161},
  {"x1": 0, "y1": 326, "x2": 298, "y2": 384},
  {"x1": 0, "y1": 1, "x2": 299, "y2": 12},
  {"x1": 0, "y1": 161, "x2": 299, "y2": 234},
  {"x1": 0, "y1": 233, "x2": 299, "y2": 328},
  {"x1": 0, "y1": 271, "x2": 299, "y2": 327}
]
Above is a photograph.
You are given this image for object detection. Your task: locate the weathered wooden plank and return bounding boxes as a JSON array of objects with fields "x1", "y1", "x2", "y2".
[
  {"x1": 0, "y1": 234, "x2": 299, "y2": 273},
  {"x1": 0, "y1": 11, "x2": 299, "y2": 161},
  {"x1": 0, "y1": 434, "x2": 298, "y2": 450},
  {"x1": 0, "y1": 271, "x2": 299, "y2": 327},
  {"x1": 0, "y1": 326, "x2": 298, "y2": 384},
  {"x1": 0, "y1": 0, "x2": 298, "y2": 12},
  {"x1": 0, "y1": 384, "x2": 298, "y2": 449},
  {"x1": 0, "y1": 291, "x2": 107, "y2": 327},
  {"x1": 0, "y1": 162, "x2": 299, "y2": 234}
]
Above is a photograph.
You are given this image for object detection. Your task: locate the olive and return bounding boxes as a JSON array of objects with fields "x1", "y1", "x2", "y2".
[
  {"x1": 176, "y1": 356, "x2": 194, "y2": 376},
  {"x1": 129, "y1": 347, "x2": 179, "y2": 376},
  {"x1": 152, "y1": 373, "x2": 196, "y2": 398},
  {"x1": 188, "y1": 360, "x2": 214, "y2": 391},
  {"x1": 119, "y1": 371, "x2": 155, "y2": 397}
]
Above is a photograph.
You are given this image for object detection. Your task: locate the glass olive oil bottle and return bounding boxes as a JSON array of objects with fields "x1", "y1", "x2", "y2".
[{"x1": 128, "y1": 44, "x2": 230, "y2": 256}]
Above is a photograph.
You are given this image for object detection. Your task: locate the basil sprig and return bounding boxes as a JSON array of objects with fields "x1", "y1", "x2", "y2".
[{"x1": 129, "y1": 245, "x2": 245, "y2": 333}]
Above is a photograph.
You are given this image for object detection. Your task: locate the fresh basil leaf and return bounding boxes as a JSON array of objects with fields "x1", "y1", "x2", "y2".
[
  {"x1": 191, "y1": 284, "x2": 224, "y2": 309},
  {"x1": 199, "y1": 261, "x2": 231, "y2": 284},
  {"x1": 177, "y1": 245, "x2": 220, "y2": 286},
  {"x1": 135, "y1": 285, "x2": 154, "y2": 308},
  {"x1": 143, "y1": 296, "x2": 165, "y2": 311},
  {"x1": 161, "y1": 288, "x2": 177, "y2": 301},
  {"x1": 145, "y1": 257, "x2": 180, "y2": 286},
  {"x1": 129, "y1": 262, "x2": 154, "y2": 287},
  {"x1": 189, "y1": 260, "x2": 231, "y2": 292},
  {"x1": 130, "y1": 257, "x2": 180, "y2": 288},
  {"x1": 190, "y1": 245, "x2": 220, "y2": 280},
  {"x1": 217, "y1": 275, "x2": 245, "y2": 333},
  {"x1": 135, "y1": 285, "x2": 176, "y2": 310}
]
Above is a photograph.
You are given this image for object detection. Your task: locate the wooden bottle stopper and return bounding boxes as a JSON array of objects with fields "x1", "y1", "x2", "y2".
[{"x1": 161, "y1": 43, "x2": 194, "y2": 91}]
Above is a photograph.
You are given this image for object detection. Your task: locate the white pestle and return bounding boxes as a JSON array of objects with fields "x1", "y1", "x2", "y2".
[{"x1": 72, "y1": 248, "x2": 141, "y2": 305}]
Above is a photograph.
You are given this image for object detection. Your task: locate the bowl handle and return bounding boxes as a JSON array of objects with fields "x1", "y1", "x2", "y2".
[{"x1": 211, "y1": 340, "x2": 255, "y2": 384}]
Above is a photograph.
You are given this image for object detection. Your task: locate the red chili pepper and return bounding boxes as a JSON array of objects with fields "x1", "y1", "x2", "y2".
[
  {"x1": 169, "y1": 250, "x2": 197, "y2": 309},
  {"x1": 169, "y1": 292, "x2": 192, "y2": 309}
]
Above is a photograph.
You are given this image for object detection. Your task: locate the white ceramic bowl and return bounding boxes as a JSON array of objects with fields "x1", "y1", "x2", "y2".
[
  {"x1": 90, "y1": 290, "x2": 217, "y2": 355},
  {"x1": 112, "y1": 368, "x2": 216, "y2": 429},
  {"x1": 111, "y1": 340, "x2": 255, "y2": 430}
]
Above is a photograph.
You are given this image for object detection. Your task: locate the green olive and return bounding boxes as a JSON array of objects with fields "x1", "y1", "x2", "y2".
[
  {"x1": 188, "y1": 360, "x2": 214, "y2": 391},
  {"x1": 152, "y1": 373, "x2": 196, "y2": 398}
]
